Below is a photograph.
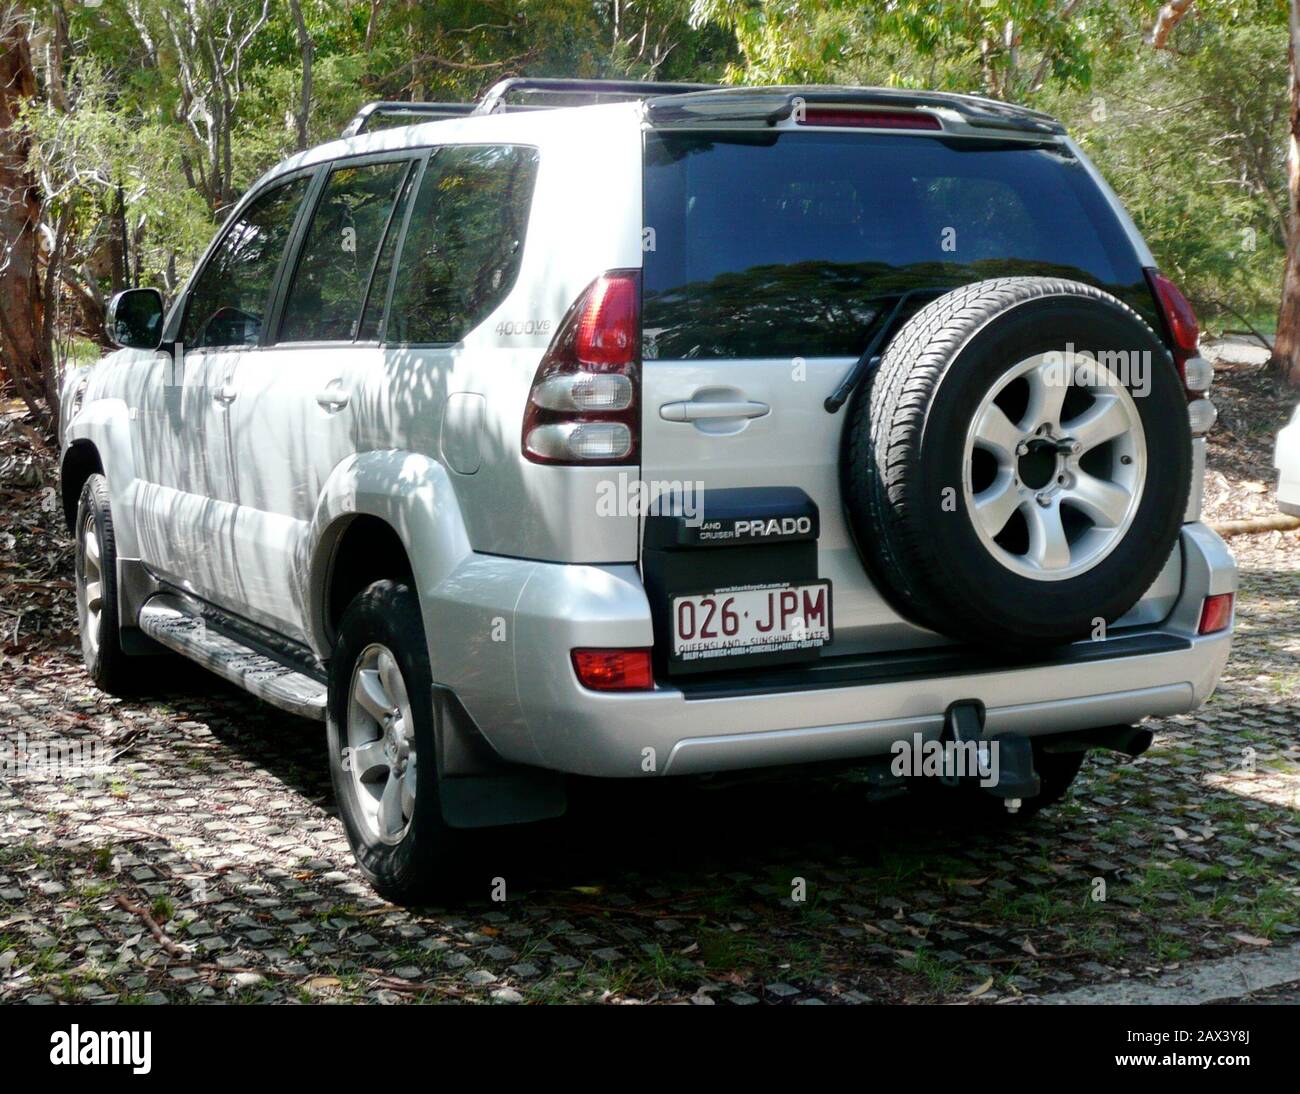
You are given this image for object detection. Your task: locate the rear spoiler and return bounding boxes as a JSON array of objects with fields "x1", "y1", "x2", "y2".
[
  {"x1": 341, "y1": 81, "x2": 1066, "y2": 140},
  {"x1": 642, "y1": 86, "x2": 1067, "y2": 137}
]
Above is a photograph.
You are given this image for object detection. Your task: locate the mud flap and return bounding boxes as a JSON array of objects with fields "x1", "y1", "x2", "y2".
[{"x1": 432, "y1": 686, "x2": 567, "y2": 828}]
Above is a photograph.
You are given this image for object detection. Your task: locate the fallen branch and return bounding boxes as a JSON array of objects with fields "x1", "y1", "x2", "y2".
[
  {"x1": 973, "y1": 951, "x2": 1087, "y2": 965},
  {"x1": 112, "y1": 892, "x2": 190, "y2": 959},
  {"x1": 1208, "y1": 514, "x2": 1300, "y2": 538},
  {"x1": 363, "y1": 969, "x2": 467, "y2": 997}
]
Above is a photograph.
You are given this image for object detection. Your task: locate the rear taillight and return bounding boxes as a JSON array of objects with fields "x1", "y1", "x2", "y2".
[
  {"x1": 1147, "y1": 270, "x2": 1199, "y2": 365},
  {"x1": 1145, "y1": 268, "x2": 1215, "y2": 434},
  {"x1": 523, "y1": 272, "x2": 640, "y2": 464},
  {"x1": 571, "y1": 648, "x2": 654, "y2": 691},
  {"x1": 799, "y1": 106, "x2": 942, "y2": 130},
  {"x1": 1198, "y1": 593, "x2": 1233, "y2": 635}
]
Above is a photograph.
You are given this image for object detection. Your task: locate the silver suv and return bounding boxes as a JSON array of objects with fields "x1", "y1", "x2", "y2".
[{"x1": 60, "y1": 80, "x2": 1236, "y2": 901}]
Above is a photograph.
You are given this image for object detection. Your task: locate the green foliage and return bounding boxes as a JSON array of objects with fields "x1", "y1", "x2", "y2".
[
  {"x1": 13, "y1": 0, "x2": 1293, "y2": 332},
  {"x1": 1044, "y1": 10, "x2": 1289, "y2": 327},
  {"x1": 693, "y1": 0, "x2": 1290, "y2": 327}
]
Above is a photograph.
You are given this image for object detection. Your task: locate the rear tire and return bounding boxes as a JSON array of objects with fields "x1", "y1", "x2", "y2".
[
  {"x1": 74, "y1": 474, "x2": 145, "y2": 695},
  {"x1": 327, "y1": 580, "x2": 457, "y2": 903}
]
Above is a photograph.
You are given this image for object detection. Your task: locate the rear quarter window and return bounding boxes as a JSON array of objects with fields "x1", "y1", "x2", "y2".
[
  {"x1": 385, "y1": 144, "x2": 540, "y2": 345},
  {"x1": 642, "y1": 131, "x2": 1155, "y2": 360}
]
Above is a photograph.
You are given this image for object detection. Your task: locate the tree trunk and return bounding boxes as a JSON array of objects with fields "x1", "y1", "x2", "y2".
[
  {"x1": 0, "y1": 7, "x2": 53, "y2": 428},
  {"x1": 289, "y1": 0, "x2": 313, "y2": 152},
  {"x1": 1273, "y1": 1, "x2": 1300, "y2": 386}
]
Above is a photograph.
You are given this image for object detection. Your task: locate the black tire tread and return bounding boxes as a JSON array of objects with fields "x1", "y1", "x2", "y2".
[
  {"x1": 76, "y1": 474, "x2": 146, "y2": 695},
  {"x1": 327, "y1": 580, "x2": 455, "y2": 904}
]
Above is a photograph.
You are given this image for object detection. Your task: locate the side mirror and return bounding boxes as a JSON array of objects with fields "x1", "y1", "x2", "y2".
[{"x1": 106, "y1": 288, "x2": 165, "y2": 351}]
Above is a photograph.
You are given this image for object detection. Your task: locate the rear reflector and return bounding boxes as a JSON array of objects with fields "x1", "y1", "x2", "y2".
[
  {"x1": 571, "y1": 648, "x2": 654, "y2": 691},
  {"x1": 1198, "y1": 593, "x2": 1233, "y2": 635},
  {"x1": 799, "y1": 107, "x2": 942, "y2": 130}
]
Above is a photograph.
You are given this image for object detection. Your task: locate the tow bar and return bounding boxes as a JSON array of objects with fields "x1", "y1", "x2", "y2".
[{"x1": 942, "y1": 700, "x2": 1041, "y2": 814}]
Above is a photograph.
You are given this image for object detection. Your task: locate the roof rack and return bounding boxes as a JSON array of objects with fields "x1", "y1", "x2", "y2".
[
  {"x1": 342, "y1": 78, "x2": 717, "y2": 137},
  {"x1": 341, "y1": 101, "x2": 477, "y2": 138},
  {"x1": 473, "y1": 76, "x2": 717, "y2": 116}
]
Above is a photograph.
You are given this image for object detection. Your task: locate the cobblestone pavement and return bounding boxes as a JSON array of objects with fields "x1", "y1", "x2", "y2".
[{"x1": 1, "y1": 557, "x2": 1297, "y2": 1005}]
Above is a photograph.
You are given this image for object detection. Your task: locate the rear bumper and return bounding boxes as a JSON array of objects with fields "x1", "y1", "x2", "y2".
[{"x1": 432, "y1": 523, "x2": 1235, "y2": 778}]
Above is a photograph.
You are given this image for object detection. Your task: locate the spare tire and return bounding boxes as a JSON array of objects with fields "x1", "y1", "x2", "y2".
[{"x1": 843, "y1": 277, "x2": 1190, "y2": 646}]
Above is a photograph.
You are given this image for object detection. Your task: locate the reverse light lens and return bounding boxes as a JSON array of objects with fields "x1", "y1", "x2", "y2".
[
  {"x1": 1187, "y1": 398, "x2": 1218, "y2": 434},
  {"x1": 1182, "y1": 356, "x2": 1214, "y2": 393},
  {"x1": 572, "y1": 648, "x2": 654, "y2": 691},
  {"x1": 531, "y1": 372, "x2": 633, "y2": 412},
  {"x1": 525, "y1": 421, "x2": 632, "y2": 461},
  {"x1": 1198, "y1": 593, "x2": 1234, "y2": 635}
]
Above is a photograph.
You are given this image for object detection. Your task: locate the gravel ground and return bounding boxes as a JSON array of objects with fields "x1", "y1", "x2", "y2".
[{"x1": 1, "y1": 361, "x2": 1298, "y2": 1005}]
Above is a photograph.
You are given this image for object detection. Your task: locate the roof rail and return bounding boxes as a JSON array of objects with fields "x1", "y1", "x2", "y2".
[
  {"x1": 473, "y1": 77, "x2": 717, "y2": 116},
  {"x1": 342, "y1": 101, "x2": 477, "y2": 138}
]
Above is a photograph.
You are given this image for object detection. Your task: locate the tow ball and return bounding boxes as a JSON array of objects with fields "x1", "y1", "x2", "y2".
[{"x1": 942, "y1": 700, "x2": 1041, "y2": 814}]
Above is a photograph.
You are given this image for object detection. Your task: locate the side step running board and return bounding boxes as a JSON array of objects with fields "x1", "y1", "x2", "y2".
[{"x1": 138, "y1": 595, "x2": 327, "y2": 721}]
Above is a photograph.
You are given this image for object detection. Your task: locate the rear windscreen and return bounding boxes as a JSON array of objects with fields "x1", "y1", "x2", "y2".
[{"x1": 642, "y1": 131, "x2": 1156, "y2": 359}]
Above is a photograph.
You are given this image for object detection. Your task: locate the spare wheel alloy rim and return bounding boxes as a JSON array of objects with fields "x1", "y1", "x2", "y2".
[{"x1": 961, "y1": 350, "x2": 1147, "y2": 582}]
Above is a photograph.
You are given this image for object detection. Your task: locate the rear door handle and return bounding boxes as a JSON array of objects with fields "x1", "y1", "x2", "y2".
[
  {"x1": 213, "y1": 384, "x2": 238, "y2": 405},
  {"x1": 315, "y1": 384, "x2": 350, "y2": 411},
  {"x1": 659, "y1": 399, "x2": 769, "y2": 422}
]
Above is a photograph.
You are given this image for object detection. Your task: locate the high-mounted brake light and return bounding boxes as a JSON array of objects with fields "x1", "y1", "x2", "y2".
[
  {"x1": 523, "y1": 272, "x2": 640, "y2": 464},
  {"x1": 799, "y1": 107, "x2": 942, "y2": 130},
  {"x1": 571, "y1": 648, "x2": 654, "y2": 691}
]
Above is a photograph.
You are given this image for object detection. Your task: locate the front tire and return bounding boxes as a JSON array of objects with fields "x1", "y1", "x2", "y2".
[
  {"x1": 74, "y1": 474, "x2": 143, "y2": 694},
  {"x1": 327, "y1": 580, "x2": 456, "y2": 903}
]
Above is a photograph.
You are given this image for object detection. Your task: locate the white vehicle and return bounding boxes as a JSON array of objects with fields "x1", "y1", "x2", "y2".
[
  {"x1": 1276, "y1": 402, "x2": 1300, "y2": 516},
  {"x1": 60, "y1": 80, "x2": 1236, "y2": 901}
]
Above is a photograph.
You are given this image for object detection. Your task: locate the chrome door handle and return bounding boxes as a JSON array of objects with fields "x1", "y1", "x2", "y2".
[
  {"x1": 659, "y1": 399, "x2": 769, "y2": 422},
  {"x1": 315, "y1": 385, "x2": 350, "y2": 411},
  {"x1": 213, "y1": 384, "x2": 238, "y2": 404}
]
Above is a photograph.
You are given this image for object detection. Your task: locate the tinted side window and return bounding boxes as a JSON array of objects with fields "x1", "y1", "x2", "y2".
[
  {"x1": 279, "y1": 160, "x2": 412, "y2": 343},
  {"x1": 386, "y1": 145, "x2": 539, "y2": 344},
  {"x1": 356, "y1": 166, "x2": 418, "y2": 341},
  {"x1": 181, "y1": 176, "x2": 309, "y2": 350}
]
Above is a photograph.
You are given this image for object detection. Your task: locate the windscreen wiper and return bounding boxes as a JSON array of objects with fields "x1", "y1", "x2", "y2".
[{"x1": 824, "y1": 286, "x2": 954, "y2": 413}]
